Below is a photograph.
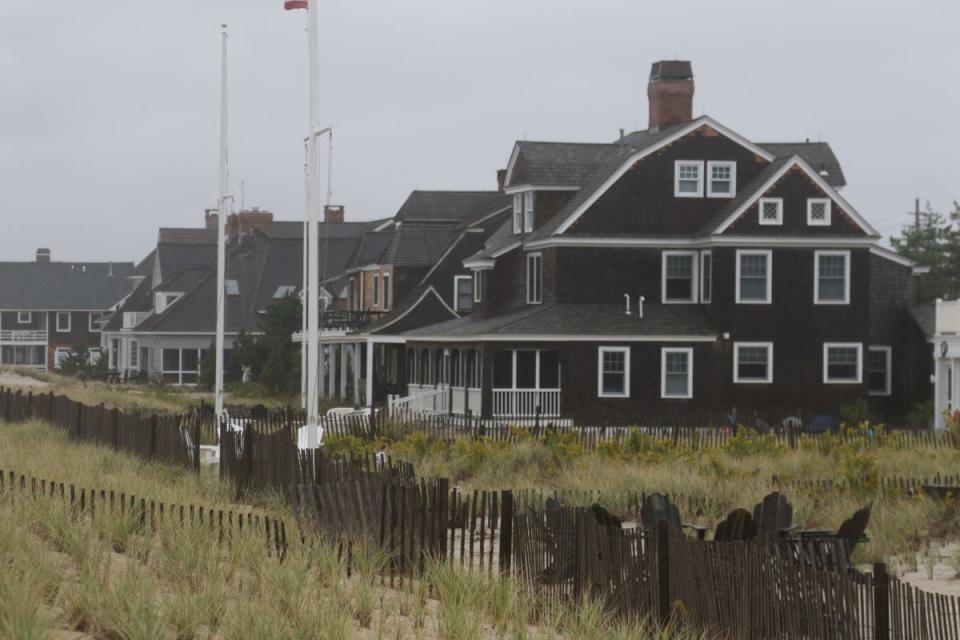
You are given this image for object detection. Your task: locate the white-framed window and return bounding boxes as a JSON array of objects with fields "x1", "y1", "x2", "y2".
[
  {"x1": 661, "y1": 348, "x2": 693, "y2": 398},
  {"x1": 524, "y1": 192, "x2": 534, "y2": 232},
  {"x1": 17, "y1": 311, "x2": 31, "y2": 324},
  {"x1": 162, "y1": 348, "x2": 202, "y2": 385},
  {"x1": 758, "y1": 198, "x2": 783, "y2": 225},
  {"x1": 473, "y1": 270, "x2": 482, "y2": 303},
  {"x1": 382, "y1": 273, "x2": 391, "y2": 310},
  {"x1": 526, "y1": 252, "x2": 542, "y2": 304},
  {"x1": 513, "y1": 193, "x2": 526, "y2": 234},
  {"x1": 814, "y1": 250, "x2": 850, "y2": 304},
  {"x1": 868, "y1": 346, "x2": 892, "y2": 396},
  {"x1": 598, "y1": 346, "x2": 630, "y2": 398},
  {"x1": 707, "y1": 161, "x2": 736, "y2": 198},
  {"x1": 807, "y1": 198, "x2": 832, "y2": 226},
  {"x1": 674, "y1": 161, "x2": 704, "y2": 198},
  {"x1": 54, "y1": 347, "x2": 71, "y2": 369},
  {"x1": 736, "y1": 250, "x2": 772, "y2": 304},
  {"x1": 88, "y1": 348, "x2": 102, "y2": 366},
  {"x1": 823, "y1": 343, "x2": 862, "y2": 384},
  {"x1": 662, "y1": 251, "x2": 698, "y2": 303},
  {"x1": 89, "y1": 313, "x2": 103, "y2": 332},
  {"x1": 454, "y1": 275, "x2": 473, "y2": 313},
  {"x1": 129, "y1": 339, "x2": 139, "y2": 369},
  {"x1": 734, "y1": 342, "x2": 773, "y2": 383},
  {"x1": 56, "y1": 311, "x2": 71, "y2": 332},
  {"x1": 700, "y1": 251, "x2": 712, "y2": 303},
  {"x1": 372, "y1": 273, "x2": 380, "y2": 306}
]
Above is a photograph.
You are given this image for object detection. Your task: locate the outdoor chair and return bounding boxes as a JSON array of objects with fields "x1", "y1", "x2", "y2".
[
  {"x1": 752, "y1": 491, "x2": 796, "y2": 539},
  {"x1": 713, "y1": 508, "x2": 757, "y2": 542},
  {"x1": 805, "y1": 415, "x2": 833, "y2": 434},
  {"x1": 640, "y1": 493, "x2": 707, "y2": 539},
  {"x1": 589, "y1": 503, "x2": 623, "y2": 533}
]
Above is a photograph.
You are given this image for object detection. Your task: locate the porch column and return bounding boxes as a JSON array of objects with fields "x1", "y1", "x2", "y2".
[
  {"x1": 934, "y1": 344, "x2": 944, "y2": 429},
  {"x1": 339, "y1": 343, "x2": 348, "y2": 401},
  {"x1": 327, "y1": 344, "x2": 337, "y2": 398},
  {"x1": 480, "y1": 344, "x2": 494, "y2": 419},
  {"x1": 107, "y1": 338, "x2": 115, "y2": 370},
  {"x1": 353, "y1": 343, "x2": 361, "y2": 406},
  {"x1": 365, "y1": 341, "x2": 375, "y2": 408}
]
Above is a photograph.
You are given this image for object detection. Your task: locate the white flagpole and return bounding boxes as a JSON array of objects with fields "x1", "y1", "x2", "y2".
[
  {"x1": 305, "y1": 0, "x2": 321, "y2": 428},
  {"x1": 214, "y1": 24, "x2": 230, "y2": 421}
]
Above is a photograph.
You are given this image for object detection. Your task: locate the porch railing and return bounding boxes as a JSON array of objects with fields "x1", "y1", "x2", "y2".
[
  {"x1": 388, "y1": 384, "x2": 449, "y2": 416},
  {"x1": 492, "y1": 388, "x2": 560, "y2": 418},
  {"x1": 0, "y1": 330, "x2": 47, "y2": 343},
  {"x1": 320, "y1": 310, "x2": 384, "y2": 332}
]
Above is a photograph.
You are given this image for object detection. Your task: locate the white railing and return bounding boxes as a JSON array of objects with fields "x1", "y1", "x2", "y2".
[
  {"x1": 492, "y1": 388, "x2": 561, "y2": 418},
  {"x1": 123, "y1": 311, "x2": 151, "y2": 329},
  {"x1": 450, "y1": 386, "x2": 482, "y2": 416},
  {"x1": 0, "y1": 330, "x2": 47, "y2": 343},
  {"x1": 388, "y1": 384, "x2": 450, "y2": 416}
]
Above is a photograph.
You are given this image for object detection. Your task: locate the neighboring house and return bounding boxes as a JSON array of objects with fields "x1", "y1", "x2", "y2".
[
  {"x1": 356, "y1": 60, "x2": 930, "y2": 425},
  {"x1": 0, "y1": 249, "x2": 134, "y2": 371},
  {"x1": 920, "y1": 299, "x2": 960, "y2": 429},
  {"x1": 102, "y1": 207, "x2": 382, "y2": 384},
  {"x1": 312, "y1": 190, "x2": 510, "y2": 404}
]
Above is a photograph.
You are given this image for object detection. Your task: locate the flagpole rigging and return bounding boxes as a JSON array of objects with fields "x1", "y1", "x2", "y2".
[{"x1": 214, "y1": 23, "x2": 231, "y2": 421}]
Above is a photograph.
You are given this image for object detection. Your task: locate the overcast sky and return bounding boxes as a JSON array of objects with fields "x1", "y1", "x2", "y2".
[{"x1": 1, "y1": 0, "x2": 957, "y2": 263}]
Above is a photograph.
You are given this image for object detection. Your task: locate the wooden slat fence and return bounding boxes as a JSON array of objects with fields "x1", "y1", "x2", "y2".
[{"x1": 0, "y1": 387, "x2": 199, "y2": 472}]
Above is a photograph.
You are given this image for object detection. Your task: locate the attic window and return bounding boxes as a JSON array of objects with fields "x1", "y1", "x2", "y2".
[
  {"x1": 513, "y1": 192, "x2": 533, "y2": 234},
  {"x1": 225, "y1": 279, "x2": 240, "y2": 296},
  {"x1": 674, "y1": 161, "x2": 703, "y2": 198},
  {"x1": 807, "y1": 198, "x2": 831, "y2": 226},
  {"x1": 707, "y1": 161, "x2": 736, "y2": 198},
  {"x1": 759, "y1": 198, "x2": 783, "y2": 225},
  {"x1": 274, "y1": 285, "x2": 296, "y2": 299}
]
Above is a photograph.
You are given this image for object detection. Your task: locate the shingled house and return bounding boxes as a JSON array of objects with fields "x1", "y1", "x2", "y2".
[
  {"x1": 0, "y1": 249, "x2": 134, "y2": 371},
  {"x1": 372, "y1": 61, "x2": 930, "y2": 425}
]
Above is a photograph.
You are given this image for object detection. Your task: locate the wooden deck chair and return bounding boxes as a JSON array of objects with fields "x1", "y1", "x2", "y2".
[{"x1": 713, "y1": 508, "x2": 757, "y2": 541}]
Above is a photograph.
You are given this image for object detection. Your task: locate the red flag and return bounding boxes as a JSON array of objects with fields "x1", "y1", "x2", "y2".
[{"x1": 284, "y1": 0, "x2": 307, "y2": 9}]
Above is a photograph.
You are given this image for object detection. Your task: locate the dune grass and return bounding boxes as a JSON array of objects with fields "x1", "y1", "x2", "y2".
[{"x1": 0, "y1": 419, "x2": 705, "y2": 638}]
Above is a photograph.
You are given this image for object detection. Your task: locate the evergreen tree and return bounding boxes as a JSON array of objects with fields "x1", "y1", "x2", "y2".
[{"x1": 889, "y1": 201, "x2": 960, "y2": 302}]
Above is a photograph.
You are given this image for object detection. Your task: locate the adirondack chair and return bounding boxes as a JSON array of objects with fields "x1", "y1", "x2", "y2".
[
  {"x1": 835, "y1": 503, "x2": 872, "y2": 557},
  {"x1": 589, "y1": 503, "x2": 623, "y2": 533},
  {"x1": 752, "y1": 491, "x2": 796, "y2": 539},
  {"x1": 713, "y1": 508, "x2": 757, "y2": 541},
  {"x1": 641, "y1": 493, "x2": 707, "y2": 539}
]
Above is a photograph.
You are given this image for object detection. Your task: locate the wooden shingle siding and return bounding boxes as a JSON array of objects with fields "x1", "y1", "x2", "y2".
[
  {"x1": 722, "y1": 167, "x2": 866, "y2": 236},
  {"x1": 568, "y1": 127, "x2": 767, "y2": 236}
]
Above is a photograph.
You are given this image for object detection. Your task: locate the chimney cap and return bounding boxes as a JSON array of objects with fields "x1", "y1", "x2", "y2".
[{"x1": 649, "y1": 60, "x2": 693, "y2": 81}]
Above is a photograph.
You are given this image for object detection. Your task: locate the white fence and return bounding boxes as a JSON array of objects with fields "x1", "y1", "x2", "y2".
[
  {"x1": 492, "y1": 388, "x2": 560, "y2": 418},
  {"x1": 0, "y1": 330, "x2": 47, "y2": 343}
]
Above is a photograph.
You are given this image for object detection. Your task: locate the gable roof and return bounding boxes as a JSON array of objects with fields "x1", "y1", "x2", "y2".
[
  {"x1": 0, "y1": 261, "x2": 135, "y2": 311},
  {"x1": 504, "y1": 141, "x2": 622, "y2": 189},
  {"x1": 394, "y1": 191, "x2": 508, "y2": 223},
  {"x1": 709, "y1": 155, "x2": 879, "y2": 237},
  {"x1": 758, "y1": 142, "x2": 846, "y2": 187},
  {"x1": 382, "y1": 223, "x2": 457, "y2": 267},
  {"x1": 362, "y1": 285, "x2": 457, "y2": 335}
]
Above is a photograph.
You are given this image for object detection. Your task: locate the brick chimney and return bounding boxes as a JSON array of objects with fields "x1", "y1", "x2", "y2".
[
  {"x1": 496, "y1": 169, "x2": 507, "y2": 193},
  {"x1": 648, "y1": 60, "x2": 694, "y2": 131},
  {"x1": 204, "y1": 208, "x2": 218, "y2": 230},
  {"x1": 227, "y1": 207, "x2": 274, "y2": 242},
  {"x1": 36, "y1": 248, "x2": 51, "y2": 263},
  {"x1": 324, "y1": 205, "x2": 345, "y2": 223}
]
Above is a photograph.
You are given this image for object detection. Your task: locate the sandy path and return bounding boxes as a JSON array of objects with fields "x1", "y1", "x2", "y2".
[{"x1": 0, "y1": 370, "x2": 50, "y2": 388}]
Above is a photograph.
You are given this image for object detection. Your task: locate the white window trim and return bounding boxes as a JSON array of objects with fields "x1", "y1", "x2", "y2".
[
  {"x1": 17, "y1": 311, "x2": 31, "y2": 324},
  {"x1": 526, "y1": 252, "x2": 542, "y2": 305},
  {"x1": 54, "y1": 347, "x2": 71, "y2": 369},
  {"x1": 382, "y1": 273, "x2": 391, "y2": 311},
  {"x1": 814, "y1": 250, "x2": 850, "y2": 305},
  {"x1": 758, "y1": 197, "x2": 783, "y2": 226},
  {"x1": 88, "y1": 313, "x2": 102, "y2": 333},
  {"x1": 56, "y1": 311, "x2": 71, "y2": 333},
  {"x1": 523, "y1": 191, "x2": 534, "y2": 233},
  {"x1": 868, "y1": 345, "x2": 892, "y2": 396},
  {"x1": 661, "y1": 347, "x2": 693, "y2": 399},
  {"x1": 706, "y1": 161, "x2": 737, "y2": 199},
  {"x1": 735, "y1": 250, "x2": 773, "y2": 304},
  {"x1": 674, "y1": 160, "x2": 704, "y2": 198},
  {"x1": 807, "y1": 198, "x2": 832, "y2": 226},
  {"x1": 454, "y1": 275, "x2": 472, "y2": 313},
  {"x1": 700, "y1": 251, "x2": 712, "y2": 303},
  {"x1": 598, "y1": 346, "x2": 630, "y2": 398},
  {"x1": 372, "y1": 273, "x2": 380, "y2": 306},
  {"x1": 512, "y1": 193, "x2": 523, "y2": 234},
  {"x1": 472, "y1": 270, "x2": 481, "y2": 303},
  {"x1": 823, "y1": 342, "x2": 863, "y2": 384},
  {"x1": 129, "y1": 339, "x2": 139, "y2": 369},
  {"x1": 733, "y1": 342, "x2": 774, "y2": 384},
  {"x1": 662, "y1": 250, "x2": 699, "y2": 304}
]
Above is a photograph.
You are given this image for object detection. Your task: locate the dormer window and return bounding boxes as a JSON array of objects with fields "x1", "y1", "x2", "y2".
[
  {"x1": 707, "y1": 161, "x2": 736, "y2": 198},
  {"x1": 513, "y1": 192, "x2": 534, "y2": 233},
  {"x1": 807, "y1": 198, "x2": 832, "y2": 226},
  {"x1": 526, "y1": 253, "x2": 542, "y2": 304},
  {"x1": 674, "y1": 161, "x2": 703, "y2": 198},
  {"x1": 454, "y1": 275, "x2": 473, "y2": 312}
]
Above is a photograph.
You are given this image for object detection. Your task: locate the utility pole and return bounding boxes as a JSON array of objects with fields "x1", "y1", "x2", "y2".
[{"x1": 214, "y1": 24, "x2": 231, "y2": 421}]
